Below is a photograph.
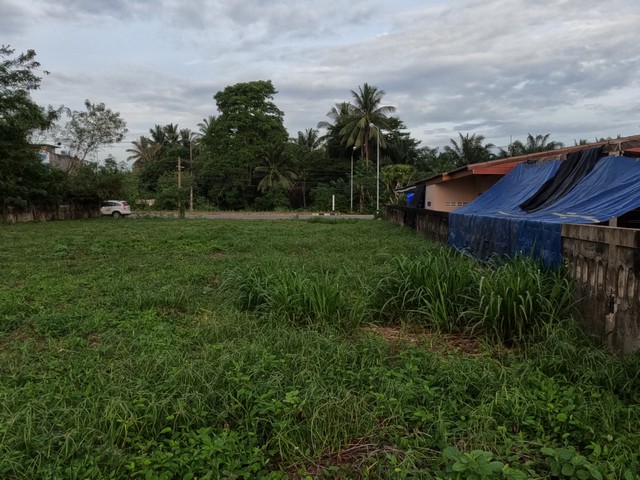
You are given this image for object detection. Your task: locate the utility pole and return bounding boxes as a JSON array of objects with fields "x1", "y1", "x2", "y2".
[
  {"x1": 350, "y1": 146, "x2": 356, "y2": 211},
  {"x1": 178, "y1": 156, "x2": 182, "y2": 189},
  {"x1": 189, "y1": 140, "x2": 194, "y2": 212},
  {"x1": 369, "y1": 123, "x2": 380, "y2": 216},
  {"x1": 178, "y1": 156, "x2": 184, "y2": 217}
]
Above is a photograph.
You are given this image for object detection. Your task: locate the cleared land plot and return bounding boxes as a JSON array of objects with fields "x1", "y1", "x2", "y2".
[{"x1": 1, "y1": 217, "x2": 639, "y2": 479}]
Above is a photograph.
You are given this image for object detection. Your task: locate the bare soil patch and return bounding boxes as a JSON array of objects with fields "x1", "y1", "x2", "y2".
[{"x1": 366, "y1": 325, "x2": 485, "y2": 357}]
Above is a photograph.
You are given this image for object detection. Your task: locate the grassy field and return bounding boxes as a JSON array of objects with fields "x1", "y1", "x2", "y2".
[{"x1": 0, "y1": 217, "x2": 639, "y2": 479}]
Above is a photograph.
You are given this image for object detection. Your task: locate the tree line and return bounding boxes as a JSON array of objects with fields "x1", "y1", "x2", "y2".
[
  {"x1": 128, "y1": 80, "x2": 569, "y2": 213},
  {"x1": 2, "y1": 46, "x2": 568, "y2": 215}
]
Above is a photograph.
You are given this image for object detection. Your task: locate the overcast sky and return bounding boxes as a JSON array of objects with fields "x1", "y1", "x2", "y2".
[{"x1": 4, "y1": 0, "x2": 639, "y2": 162}]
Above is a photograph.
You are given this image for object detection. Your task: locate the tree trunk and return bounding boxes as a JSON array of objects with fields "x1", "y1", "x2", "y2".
[{"x1": 363, "y1": 133, "x2": 370, "y2": 169}]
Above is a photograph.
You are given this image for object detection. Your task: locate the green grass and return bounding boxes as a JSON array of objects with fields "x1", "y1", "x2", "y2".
[{"x1": 0, "y1": 217, "x2": 639, "y2": 479}]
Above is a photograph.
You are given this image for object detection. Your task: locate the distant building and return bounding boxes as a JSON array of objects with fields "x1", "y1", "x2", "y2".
[{"x1": 38, "y1": 144, "x2": 81, "y2": 172}]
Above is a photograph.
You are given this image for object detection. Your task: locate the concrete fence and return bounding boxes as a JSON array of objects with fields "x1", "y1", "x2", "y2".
[
  {"x1": 1, "y1": 205, "x2": 98, "y2": 224},
  {"x1": 562, "y1": 224, "x2": 640, "y2": 354},
  {"x1": 386, "y1": 206, "x2": 449, "y2": 244}
]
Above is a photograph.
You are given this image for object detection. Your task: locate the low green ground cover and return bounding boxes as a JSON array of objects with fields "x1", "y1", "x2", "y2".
[{"x1": 0, "y1": 217, "x2": 639, "y2": 479}]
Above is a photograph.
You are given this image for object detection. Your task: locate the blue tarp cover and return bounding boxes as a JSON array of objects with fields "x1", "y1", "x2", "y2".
[{"x1": 448, "y1": 155, "x2": 640, "y2": 268}]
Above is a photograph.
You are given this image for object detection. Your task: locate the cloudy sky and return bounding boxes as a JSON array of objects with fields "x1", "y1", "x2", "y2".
[{"x1": 4, "y1": 0, "x2": 639, "y2": 162}]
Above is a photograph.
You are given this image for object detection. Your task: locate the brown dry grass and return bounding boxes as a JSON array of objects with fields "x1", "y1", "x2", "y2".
[{"x1": 365, "y1": 325, "x2": 486, "y2": 357}]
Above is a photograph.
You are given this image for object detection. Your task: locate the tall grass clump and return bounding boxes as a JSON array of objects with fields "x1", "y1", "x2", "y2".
[
  {"x1": 465, "y1": 255, "x2": 575, "y2": 344},
  {"x1": 222, "y1": 264, "x2": 366, "y2": 333},
  {"x1": 373, "y1": 250, "x2": 575, "y2": 344},
  {"x1": 373, "y1": 248, "x2": 477, "y2": 331}
]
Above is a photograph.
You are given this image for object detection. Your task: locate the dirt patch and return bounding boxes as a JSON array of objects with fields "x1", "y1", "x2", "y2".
[
  {"x1": 365, "y1": 325, "x2": 486, "y2": 357},
  {"x1": 285, "y1": 437, "x2": 405, "y2": 479},
  {"x1": 86, "y1": 333, "x2": 102, "y2": 347},
  {"x1": 0, "y1": 326, "x2": 49, "y2": 352}
]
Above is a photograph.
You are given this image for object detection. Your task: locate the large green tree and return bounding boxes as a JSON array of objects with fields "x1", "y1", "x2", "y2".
[
  {"x1": 315, "y1": 103, "x2": 353, "y2": 190},
  {"x1": 63, "y1": 156, "x2": 130, "y2": 205},
  {"x1": 381, "y1": 163, "x2": 417, "y2": 205},
  {"x1": 317, "y1": 102, "x2": 352, "y2": 160},
  {"x1": 0, "y1": 45, "x2": 61, "y2": 214},
  {"x1": 200, "y1": 80, "x2": 288, "y2": 209},
  {"x1": 383, "y1": 117, "x2": 422, "y2": 165}
]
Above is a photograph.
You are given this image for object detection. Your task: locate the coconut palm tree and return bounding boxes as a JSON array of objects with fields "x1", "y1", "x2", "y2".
[
  {"x1": 339, "y1": 83, "x2": 396, "y2": 168},
  {"x1": 126, "y1": 136, "x2": 160, "y2": 171},
  {"x1": 197, "y1": 115, "x2": 216, "y2": 137},
  {"x1": 442, "y1": 133, "x2": 495, "y2": 167},
  {"x1": 179, "y1": 128, "x2": 193, "y2": 149},
  {"x1": 318, "y1": 102, "x2": 352, "y2": 134},
  {"x1": 149, "y1": 123, "x2": 180, "y2": 149},
  {"x1": 296, "y1": 128, "x2": 323, "y2": 150},
  {"x1": 509, "y1": 133, "x2": 564, "y2": 155},
  {"x1": 254, "y1": 144, "x2": 297, "y2": 193},
  {"x1": 292, "y1": 129, "x2": 325, "y2": 209},
  {"x1": 317, "y1": 102, "x2": 352, "y2": 158}
]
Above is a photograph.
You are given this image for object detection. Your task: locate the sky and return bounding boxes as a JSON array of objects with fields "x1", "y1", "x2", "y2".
[{"x1": 3, "y1": 0, "x2": 639, "y2": 163}]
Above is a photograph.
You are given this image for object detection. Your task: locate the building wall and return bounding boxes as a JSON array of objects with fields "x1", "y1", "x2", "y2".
[
  {"x1": 424, "y1": 175, "x2": 501, "y2": 212},
  {"x1": 562, "y1": 224, "x2": 640, "y2": 354},
  {"x1": 38, "y1": 145, "x2": 80, "y2": 172}
]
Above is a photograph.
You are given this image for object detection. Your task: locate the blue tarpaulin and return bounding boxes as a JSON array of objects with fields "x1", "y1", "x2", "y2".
[{"x1": 448, "y1": 155, "x2": 640, "y2": 268}]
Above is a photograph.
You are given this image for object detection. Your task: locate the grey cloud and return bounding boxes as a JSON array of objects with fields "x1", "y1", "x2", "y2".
[
  {"x1": 162, "y1": 0, "x2": 381, "y2": 54},
  {"x1": 0, "y1": 1, "x2": 29, "y2": 35},
  {"x1": 18, "y1": 0, "x2": 640, "y2": 156},
  {"x1": 38, "y1": 0, "x2": 159, "y2": 21}
]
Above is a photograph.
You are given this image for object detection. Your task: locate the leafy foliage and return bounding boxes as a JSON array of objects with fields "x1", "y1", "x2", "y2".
[
  {"x1": 197, "y1": 80, "x2": 289, "y2": 210},
  {"x1": 62, "y1": 156, "x2": 130, "y2": 206},
  {"x1": 0, "y1": 45, "x2": 61, "y2": 213},
  {"x1": 381, "y1": 163, "x2": 416, "y2": 205},
  {"x1": 441, "y1": 447, "x2": 526, "y2": 479}
]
